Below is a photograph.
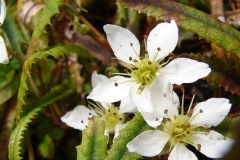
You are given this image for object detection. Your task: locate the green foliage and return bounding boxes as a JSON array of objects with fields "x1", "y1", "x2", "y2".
[
  {"x1": 18, "y1": 44, "x2": 90, "y2": 108},
  {"x1": 8, "y1": 83, "x2": 74, "y2": 160},
  {"x1": 0, "y1": 9, "x2": 26, "y2": 58},
  {"x1": 38, "y1": 134, "x2": 55, "y2": 159},
  {"x1": 26, "y1": 0, "x2": 62, "y2": 58},
  {"x1": 106, "y1": 113, "x2": 151, "y2": 160},
  {"x1": 212, "y1": 117, "x2": 240, "y2": 139},
  {"x1": 119, "y1": 0, "x2": 240, "y2": 58},
  {"x1": 76, "y1": 116, "x2": 108, "y2": 160}
]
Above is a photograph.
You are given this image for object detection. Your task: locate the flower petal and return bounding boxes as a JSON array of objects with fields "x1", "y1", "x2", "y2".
[
  {"x1": 150, "y1": 75, "x2": 179, "y2": 120},
  {"x1": 87, "y1": 76, "x2": 136, "y2": 102},
  {"x1": 118, "y1": 96, "x2": 137, "y2": 114},
  {"x1": 159, "y1": 58, "x2": 211, "y2": 85},
  {"x1": 189, "y1": 98, "x2": 231, "y2": 127},
  {"x1": 0, "y1": 0, "x2": 6, "y2": 25},
  {"x1": 91, "y1": 71, "x2": 108, "y2": 88},
  {"x1": 147, "y1": 20, "x2": 178, "y2": 62},
  {"x1": 103, "y1": 24, "x2": 140, "y2": 65},
  {"x1": 168, "y1": 143, "x2": 197, "y2": 160},
  {"x1": 127, "y1": 130, "x2": 170, "y2": 157},
  {"x1": 113, "y1": 123, "x2": 127, "y2": 139},
  {"x1": 60, "y1": 105, "x2": 97, "y2": 130},
  {"x1": 129, "y1": 84, "x2": 154, "y2": 113},
  {"x1": 190, "y1": 131, "x2": 235, "y2": 158},
  {"x1": 140, "y1": 111, "x2": 162, "y2": 128},
  {"x1": 0, "y1": 36, "x2": 8, "y2": 64}
]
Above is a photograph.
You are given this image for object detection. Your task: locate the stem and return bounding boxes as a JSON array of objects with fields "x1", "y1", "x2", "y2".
[
  {"x1": 7, "y1": 49, "x2": 25, "y2": 63},
  {"x1": 29, "y1": 76, "x2": 41, "y2": 97},
  {"x1": 79, "y1": 16, "x2": 110, "y2": 49}
]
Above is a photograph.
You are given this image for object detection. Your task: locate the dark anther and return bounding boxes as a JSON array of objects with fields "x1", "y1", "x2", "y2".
[
  {"x1": 130, "y1": 43, "x2": 133, "y2": 46},
  {"x1": 148, "y1": 61, "x2": 152, "y2": 65},
  {"x1": 129, "y1": 57, "x2": 132, "y2": 61},
  {"x1": 114, "y1": 113, "x2": 116, "y2": 115},
  {"x1": 157, "y1": 47, "x2": 161, "y2": 51},
  {"x1": 114, "y1": 82, "x2": 118, "y2": 87}
]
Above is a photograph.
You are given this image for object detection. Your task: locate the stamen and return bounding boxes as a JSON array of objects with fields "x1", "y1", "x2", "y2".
[
  {"x1": 133, "y1": 59, "x2": 138, "y2": 62},
  {"x1": 130, "y1": 43, "x2": 133, "y2": 46},
  {"x1": 199, "y1": 109, "x2": 203, "y2": 113},
  {"x1": 114, "y1": 82, "x2": 118, "y2": 87},
  {"x1": 129, "y1": 56, "x2": 132, "y2": 61},
  {"x1": 119, "y1": 118, "x2": 122, "y2": 121},
  {"x1": 181, "y1": 91, "x2": 184, "y2": 115},
  {"x1": 157, "y1": 47, "x2": 161, "y2": 51},
  {"x1": 148, "y1": 61, "x2": 152, "y2": 64},
  {"x1": 187, "y1": 94, "x2": 195, "y2": 114}
]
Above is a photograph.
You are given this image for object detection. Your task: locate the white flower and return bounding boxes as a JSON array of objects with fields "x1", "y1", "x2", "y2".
[
  {"x1": 126, "y1": 76, "x2": 234, "y2": 159},
  {"x1": 0, "y1": 0, "x2": 6, "y2": 25},
  {"x1": 0, "y1": 36, "x2": 8, "y2": 64},
  {"x1": 87, "y1": 20, "x2": 211, "y2": 113},
  {"x1": 61, "y1": 71, "x2": 137, "y2": 137}
]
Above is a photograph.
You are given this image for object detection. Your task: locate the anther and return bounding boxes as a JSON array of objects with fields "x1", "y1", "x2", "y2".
[
  {"x1": 85, "y1": 126, "x2": 87, "y2": 128},
  {"x1": 88, "y1": 117, "x2": 90, "y2": 120},
  {"x1": 108, "y1": 72, "x2": 112, "y2": 76},
  {"x1": 113, "y1": 113, "x2": 116, "y2": 115},
  {"x1": 129, "y1": 57, "x2": 132, "y2": 61},
  {"x1": 197, "y1": 144, "x2": 201, "y2": 151},
  {"x1": 81, "y1": 120, "x2": 83, "y2": 123},
  {"x1": 108, "y1": 109, "x2": 110, "y2": 112},
  {"x1": 156, "y1": 118, "x2": 159, "y2": 121},
  {"x1": 164, "y1": 94, "x2": 166, "y2": 97},
  {"x1": 133, "y1": 59, "x2": 138, "y2": 62},
  {"x1": 167, "y1": 118, "x2": 171, "y2": 122},
  {"x1": 130, "y1": 43, "x2": 133, "y2": 46},
  {"x1": 169, "y1": 53, "x2": 174, "y2": 59},
  {"x1": 155, "y1": 66, "x2": 159, "y2": 70},
  {"x1": 172, "y1": 131, "x2": 176, "y2": 136},
  {"x1": 124, "y1": 69, "x2": 129, "y2": 73},
  {"x1": 199, "y1": 109, "x2": 203, "y2": 113},
  {"x1": 157, "y1": 47, "x2": 161, "y2": 51},
  {"x1": 142, "y1": 82, "x2": 146, "y2": 86},
  {"x1": 164, "y1": 109, "x2": 168, "y2": 114},
  {"x1": 179, "y1": 140, "x2": 184, "y2": 143},
  {"x1": 114, "y1": 82, "x2": 118, "y2": 87},
  {"x1": 148, "y1": 61, "x2": 152, "y2": 64},
  {"x1": 119, "y1": 118, "x2": 122, "y2": 121},
  {"x1": 140, "y1": 56, "x2": 144, "y2": 60},
  {"x1": 89, "y1": 113, "x2": 92, "y2": 115},
  {"x1": 174, "y1": 115, "x2": 177, "y2": 119},
  {"x1": 132, "y1": 67, "x2": 138, "y2": 70},
  {"x1": 111, "y1": 57, "x2": 115, "y2": 61},
  {"x1": 177, "y1": 106, "x2": 181, "y2": 110}
]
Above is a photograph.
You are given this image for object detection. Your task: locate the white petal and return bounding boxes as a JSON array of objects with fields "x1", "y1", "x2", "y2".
[
  {"x1": 113, "y1": 123, "x2": 127, "y2": 139},
  {"x1": 60, "y1": 105, "x2": 97, "y2": 130},
  {"x1": 104, "y1": 129, "x2": 109, "y2": 136},
  {"x1": 190, "y1": 131, "x2": 235, "y2": 158},
  {"x1": 91, "y1": 71, "x2": 108, "y2": 88},
  {"x1": 0, "y1": 36, "x2": 8, "y2": 64},
  {"x1": 147, "y1": 20, "x2": 178, "y2": 62},
  {"x1": 129, "y1": 84, "x2": 154, "y2": 113},
  {"x1": 0, "y1": 0, "x2": 6, "y2": 25},
  {"x1": 118, "y1": 96, "x2": 137, "y2": 114},
  {"x1": 159, "y1": 58, "x2": 211, "y2": 85},
  {"x1": 150, "y1": 76, "x2": 179, "y2": 120},
  {"x1": 87, "y1": 76, "x2": 136, "y2": 103},
  {"x1": 103, "y1": 24, "x2": 140, "y2": 65},
  {"x1": 168, "y1": 143, "x2": 197, "y2": 160},
  {"x1": 189, "y1": 98, "x2": 231, "y2": 127},
  {"x1": 140, "y1": 111, "x2": 162, "y2": 128},
  {"x1": 127, "y1": 130, "x2": 170, "y2": 157}
]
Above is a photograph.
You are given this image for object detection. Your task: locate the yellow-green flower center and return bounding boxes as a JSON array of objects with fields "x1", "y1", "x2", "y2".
[
  {"x1": 164, "y1": 115, "x2": 194, "y2": 145},
  {"x1": 131, "y1": 57, "x2": 160, "y2": 85}
]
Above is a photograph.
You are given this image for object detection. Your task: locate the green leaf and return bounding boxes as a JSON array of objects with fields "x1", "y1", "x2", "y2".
[
  {"x1": 8, "y1": 83, "x2": 74, "y2": 160},
  {"x1": 119, "y1": 0, "x2": 240, "y2": 58},
  {"x1": 17, "y1": 44, "x2": 90, "y2": 112},
  {"x1": 76, "y1": 116, "x2": 108, "y2": 160},
  {"x1": 26, "y1": 0, "x2": 62, "y2": 58},
  {"x1": 38, "y1": 134, "x2": 55, "y2": 159},
  {"x1": 212, "y1": 117, "x2": 240, "y2": 139},
  {"x1": 0, "y1": 79, "x2": 19, "y2": 105},
  {"x1": 105, "y1": 113, "x2": 151, "y2": 160}
]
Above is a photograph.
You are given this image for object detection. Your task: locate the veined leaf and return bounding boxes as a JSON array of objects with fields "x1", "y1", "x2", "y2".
[
  {"x1": 105, "y1": 113, "x2": 151, "y2": 160},
  {"x1": 119, "y1": 0, "x2": 240, "y2": 58},
  {"x1": 76, "y1": 117, "x2": 108, "y2": 160},
  {"x1": 8, "y1": 83, "x2": 74, "y2": 160},
  {"x1": 17, "y1": 44, "x2": 90, "y2": 111}
]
